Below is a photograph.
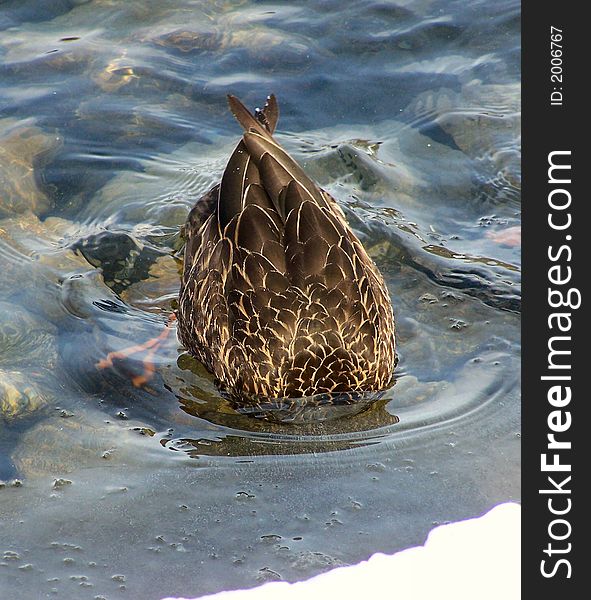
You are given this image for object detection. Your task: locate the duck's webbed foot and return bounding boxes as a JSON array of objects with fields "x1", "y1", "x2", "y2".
[{"x1": 96, "y1": 313, "x2": 177, "y2": 388}]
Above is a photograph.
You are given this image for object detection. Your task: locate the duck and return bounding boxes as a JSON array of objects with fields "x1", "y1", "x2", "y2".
[{"x1": 177, "y1": 94, "x2": 396, "y2": 410}]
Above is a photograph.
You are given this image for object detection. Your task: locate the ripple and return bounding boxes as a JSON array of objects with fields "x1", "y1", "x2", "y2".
[{"x1": 53, "y1": 264, "x2": 518, "y2": 463}]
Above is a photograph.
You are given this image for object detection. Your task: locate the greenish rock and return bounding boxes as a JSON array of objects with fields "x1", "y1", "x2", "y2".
[{"x1": 0, "y1": 371, "x2": 49, "y2": 423}]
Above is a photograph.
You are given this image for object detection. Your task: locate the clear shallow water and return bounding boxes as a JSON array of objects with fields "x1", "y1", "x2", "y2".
[{"x1": 0, "y1": 0, "x2": 520, "y2": 598}]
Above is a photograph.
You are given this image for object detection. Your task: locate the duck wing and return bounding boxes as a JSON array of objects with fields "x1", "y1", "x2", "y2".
[{"x1": 179, "y1": 94, "x2": 396, "y2": 401}]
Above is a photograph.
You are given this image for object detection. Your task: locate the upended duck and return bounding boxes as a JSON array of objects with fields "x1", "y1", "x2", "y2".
[{"x1": 177, "y1": 95, "x2": 396, "y2": 412}]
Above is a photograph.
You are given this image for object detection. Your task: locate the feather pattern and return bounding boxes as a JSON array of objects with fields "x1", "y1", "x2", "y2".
[{"x1": 178, "y1": 95, "x2": 396, "y2": 407}]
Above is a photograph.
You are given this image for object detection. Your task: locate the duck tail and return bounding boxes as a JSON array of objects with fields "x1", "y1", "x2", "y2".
[{"x1": 227, "y1": 94, "x2": 279, "y2": 136}]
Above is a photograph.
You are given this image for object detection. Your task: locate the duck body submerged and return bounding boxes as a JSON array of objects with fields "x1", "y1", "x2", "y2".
[{"x1": 178, "y1": 95, "x2": 396, "y2": 408}]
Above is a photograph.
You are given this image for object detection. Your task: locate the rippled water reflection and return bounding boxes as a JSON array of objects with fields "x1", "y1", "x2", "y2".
[{"x1": 1, "y1": 0, "x2": 520, "y2": 598}]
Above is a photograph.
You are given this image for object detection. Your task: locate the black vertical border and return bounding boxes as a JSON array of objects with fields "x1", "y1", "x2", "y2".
[{"x1": 522, "y1": 3, "x2": 586, "y2": 597}]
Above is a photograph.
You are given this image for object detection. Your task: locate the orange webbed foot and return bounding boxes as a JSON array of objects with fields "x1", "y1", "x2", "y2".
[{"x1": 95, "y1": 313, "x2": 177, "y2": 388}]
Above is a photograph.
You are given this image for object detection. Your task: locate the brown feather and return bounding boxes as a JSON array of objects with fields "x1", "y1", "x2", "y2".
[
  {"x1": 177, "y1": 94, "x2": 397, "y2": 411},
  {"x1": 227, "y1": 95, "x2": 271, "y2": 138},
  {"x1": 255, "y1": 94, "x2": 279, "y2": 133}
]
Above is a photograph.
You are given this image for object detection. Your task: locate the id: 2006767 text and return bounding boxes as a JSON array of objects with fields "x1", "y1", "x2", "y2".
[{"x1": 550, "y1": 26, "x2": 564, "y2": 106}]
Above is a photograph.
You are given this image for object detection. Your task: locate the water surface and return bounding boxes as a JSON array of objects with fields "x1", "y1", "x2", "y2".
[{"x1": 0, "y1": 1, "x2": 520, "y2": 598}]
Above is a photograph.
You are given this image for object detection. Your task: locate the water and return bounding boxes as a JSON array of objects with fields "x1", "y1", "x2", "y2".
[{"x1": 0, "y1": 1, "x2": 520, "y2": 598}]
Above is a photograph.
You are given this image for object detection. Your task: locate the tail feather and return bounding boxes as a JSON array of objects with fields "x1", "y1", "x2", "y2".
[
  {"x1": 221, "y1": 95, "x2": 332, "y2": 234},
  {"x1": 227, "y1": 95, "x2": 271, "y2": 138},
  {"x1": 256, "y1": 94, "x2": 279, "y2": 134}
]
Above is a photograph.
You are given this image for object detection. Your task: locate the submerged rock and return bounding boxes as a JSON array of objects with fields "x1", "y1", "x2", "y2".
[
  {"x1": 0, "y1": 119, "x2": 62, "y2": 218},
  {"x1": 70, "y1": 229, "x2": 166, "y2": 294},
  {"x1": 408, "y1": 81, "x2": 521, "y2": 206},
  {"x1": 0, "y1": 370, "x2": 50, "y2": 423}
]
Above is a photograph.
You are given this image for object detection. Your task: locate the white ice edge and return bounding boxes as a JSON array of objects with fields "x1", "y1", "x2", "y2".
[{"x1": 162, "y1": 501, "x2": 521, "y2": 600}]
